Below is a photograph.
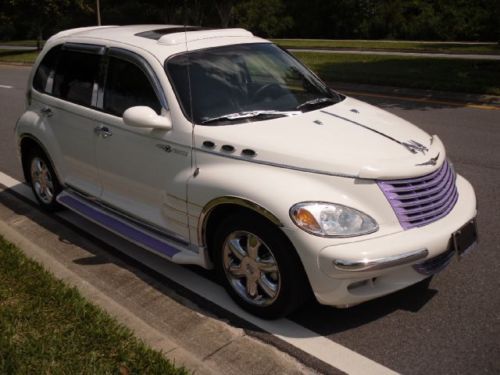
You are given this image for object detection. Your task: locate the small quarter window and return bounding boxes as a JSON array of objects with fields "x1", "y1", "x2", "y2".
[
  {"x1": 103, "y1": 57, "x2": 162, "y2": 117},
  {"x1": 33, "y1": 45, "x2": 62, "y2": 93},
  {"x1": 52, "y1": 50, "x2": 101, "y2": 106}
]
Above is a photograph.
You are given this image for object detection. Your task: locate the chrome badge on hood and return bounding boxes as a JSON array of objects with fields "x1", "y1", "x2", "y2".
[{"x1": 416, "y1": 153, "x2": 440, "y2": 166}]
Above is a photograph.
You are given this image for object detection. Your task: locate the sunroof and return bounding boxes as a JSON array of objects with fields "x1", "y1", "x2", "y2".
[{"x1": 135, "y1": 27, "x2": 210, "y2": 40}]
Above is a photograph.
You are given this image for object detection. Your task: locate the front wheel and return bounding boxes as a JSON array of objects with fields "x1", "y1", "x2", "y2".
[{"x1": 213, "y1": 213, "x2": 309, "y2": 319}]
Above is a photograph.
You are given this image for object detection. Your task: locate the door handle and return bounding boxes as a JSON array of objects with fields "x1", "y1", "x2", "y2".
[
  {"x1": 94, "y1": 125, "x2": 112, "y2": 138},
  {"x1": 41, "y1": 106, "x2": 53, "y2": 117}
]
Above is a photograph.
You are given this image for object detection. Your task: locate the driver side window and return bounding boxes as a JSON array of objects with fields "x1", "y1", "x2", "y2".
[{"x1": 103, "y1": 57, "x2": 162, "y2": 117}]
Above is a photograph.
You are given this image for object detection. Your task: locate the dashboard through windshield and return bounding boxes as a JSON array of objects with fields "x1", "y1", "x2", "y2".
[{"x1": 165, "y1": 43, "x2": 342, "y2": 125}]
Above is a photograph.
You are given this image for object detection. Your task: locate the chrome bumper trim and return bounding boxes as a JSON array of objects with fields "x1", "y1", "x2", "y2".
[{"x1": 333, "y1": 248, "x2": 429, "y2": 272}]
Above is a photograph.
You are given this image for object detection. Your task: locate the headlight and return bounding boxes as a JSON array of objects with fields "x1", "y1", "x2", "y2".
[{"x1": 290, "y1": 202, "x2": 378, "y2": 237}]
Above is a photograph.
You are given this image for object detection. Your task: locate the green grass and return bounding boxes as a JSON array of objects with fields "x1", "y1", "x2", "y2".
[
  {"x1": 0, "y1": 49, "x2": 39, "y2": 64},
  {"x1": 0, "y1": 40, "x2": 42, "y2": 47},
  {"x1": 0, "y1": 236, "x2": 188, "y2": 374},
  {"x1": 273, "y1": 39, "x2": 500, "y2": 55},
  {"x1": 294, "y1": 52, "x2": 500, "y2": 95}
]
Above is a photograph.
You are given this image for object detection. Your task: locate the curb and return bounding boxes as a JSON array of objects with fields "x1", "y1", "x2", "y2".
[
  {"x1": 0, "y1": 187, "x2": 314, "y2": 375},
  {"x1": 0, "y1": 207, "x2": 218, "y2": 375}
]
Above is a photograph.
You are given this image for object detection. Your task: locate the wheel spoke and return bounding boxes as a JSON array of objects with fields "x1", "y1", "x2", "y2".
[
  {"x1": 46, "y1": 179, "x2": 54, "y2": 191},
  {"x1": 257, "y1": 259, "x2": 278, "y2": 273},
  {"x1": 246, "y1": 234, "x2": 261, "y2": 260},
  {"x1": 45, "y1": 186, "x2": 54, "y2": 200},
  {"x1": 35, "y1": 159, "x2": 43, "y2": 173},
  {"x1": 246, "y1": 277, "x2": 258, "y2": 297},
  {"x1": 258, "y1": 275, "x2": 278, "y2": 299},
  {"x1": 228, "y1": 263, "x2": 246, "y2": 278},
  {"x1": 228, "y1": 238, "x2": 246, "y2": 260}
]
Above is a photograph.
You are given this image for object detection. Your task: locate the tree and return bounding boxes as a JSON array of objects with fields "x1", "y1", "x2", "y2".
[
  {"x1": 234, "y1": 0, "x2": 293, "y2": 37},
  {"x1": 6, "y1": 0, "x2": 93, "y2": 48}
]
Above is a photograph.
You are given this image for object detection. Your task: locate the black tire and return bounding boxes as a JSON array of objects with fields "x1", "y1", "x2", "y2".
[
  {"x1": 26, "y1": 148, "x2": 62, "y2": 212},
  {"x1": 213, "y1": 212, "x2": 309, "y2": 319}
]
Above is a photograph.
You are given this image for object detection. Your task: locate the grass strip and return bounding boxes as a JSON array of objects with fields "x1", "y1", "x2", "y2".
[
  {"x1": 0, "y1": 40, "x2": 42, "y2": 47},
  {"x1": 0, "y1": 49, "x2": 38, "y2": 64},
  {"x1": 0, "y1": 236, "x2": 188, "y2": 374},
  {"x1": 294, "y1": 52, "x2": 500, "y2": 96},
  {"x1": 273, "y1": 39, "x2": 500, "y2": 55}
]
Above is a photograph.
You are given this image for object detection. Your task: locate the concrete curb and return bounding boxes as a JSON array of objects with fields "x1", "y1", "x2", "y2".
[
  {"x1": 0, "y1": 188, "x2": 315, "y2": 375},
  {"x1": 0, "y1": 207, "x2": 218, "y2": 375}
]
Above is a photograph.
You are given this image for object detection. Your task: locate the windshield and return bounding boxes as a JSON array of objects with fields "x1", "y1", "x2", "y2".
[{"x1": 165, "y1": 43, "x2": 343, "y2": 125}]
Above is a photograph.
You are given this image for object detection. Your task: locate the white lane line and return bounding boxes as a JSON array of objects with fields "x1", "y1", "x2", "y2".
[
  {"x1": 0, "y1": 170, "x2": 397, "y2": 375},
  {"x1": 0, "y1": 84, "x2": 13, "y2": 89}
]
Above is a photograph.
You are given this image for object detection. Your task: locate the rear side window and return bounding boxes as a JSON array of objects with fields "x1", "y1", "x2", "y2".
[
  {"x1": 33, "y1": 45, "x2": 62, "y2": 93},
  {"x1": 52, "y1": 50, "x2": 101, "y2": 106},
  {"x1": 103, "y1": 57, "x2": 162, "y2": 117}
]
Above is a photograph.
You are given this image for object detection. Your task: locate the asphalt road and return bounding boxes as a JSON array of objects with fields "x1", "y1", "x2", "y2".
[{"x1": 1, "y1": 65, "x2": 499, "y2": 374}]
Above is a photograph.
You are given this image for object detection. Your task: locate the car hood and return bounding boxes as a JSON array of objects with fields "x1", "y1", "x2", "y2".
[{"x1": 194, "y1": 96, "x2": 446, "y2": 180}]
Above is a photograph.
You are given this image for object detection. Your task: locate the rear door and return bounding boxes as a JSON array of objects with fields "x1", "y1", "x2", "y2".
[{"x1": 34, "y1": 43, "x2": 104, "y2": 197}]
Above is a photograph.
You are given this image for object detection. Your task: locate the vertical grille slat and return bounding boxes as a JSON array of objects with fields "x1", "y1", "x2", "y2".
[{"x1": 378, "y1": 161, "x2": 458, "y2": 230}]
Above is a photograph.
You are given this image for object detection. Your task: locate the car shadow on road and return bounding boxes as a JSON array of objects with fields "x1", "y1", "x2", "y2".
[{"x1": 289, "y1": 279, "x2": 438, "y2": 336}]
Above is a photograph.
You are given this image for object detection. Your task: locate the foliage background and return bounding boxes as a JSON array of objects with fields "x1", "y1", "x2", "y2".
[{"x1": 0, "y1": 0, "x2": 499, "y2": 41}]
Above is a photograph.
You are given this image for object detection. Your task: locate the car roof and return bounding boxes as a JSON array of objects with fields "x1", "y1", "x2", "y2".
[{"x1": 46, "y1": 25, "x2": 269, "y2": 61}]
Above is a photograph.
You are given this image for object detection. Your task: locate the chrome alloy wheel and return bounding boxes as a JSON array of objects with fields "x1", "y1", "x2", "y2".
[
  {"x1": 222, "y1": 231, "x2": 281, "y2": 306},
  {"x1": 30, "y1": 157, "x2": 55, "y2": 204}
]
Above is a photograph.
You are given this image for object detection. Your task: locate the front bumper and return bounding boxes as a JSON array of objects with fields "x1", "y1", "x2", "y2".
[{"x1": 301, "y1": 174, "x2": 477, "y2": 307}]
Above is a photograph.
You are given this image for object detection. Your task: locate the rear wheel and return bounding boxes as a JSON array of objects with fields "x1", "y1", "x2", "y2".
[
  {"x1": 28, "y1": 150, "x2": 62, "y2": 211},
  {"x1": 214, "y1": 213, "x2": 309, "y2": 319}
]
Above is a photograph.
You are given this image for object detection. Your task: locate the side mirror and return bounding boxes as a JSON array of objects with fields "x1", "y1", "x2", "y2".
[{"x1": 123, "y1": 106, "x2": 172, "y2": 130}]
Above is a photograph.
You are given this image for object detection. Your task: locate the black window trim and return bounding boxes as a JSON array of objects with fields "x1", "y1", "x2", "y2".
[
  {"x1": 102, "y1": 47, "x2": 168, "y2": 114},
  {"x1": 32, "y1": 43, "x2": 168, "y2": 116},
  {"x1": 62, "y1": 42, "x2": 106, "y2": 56},
  {"x1": 33, "y1": 42, "x2": 105, "y2": 109}
]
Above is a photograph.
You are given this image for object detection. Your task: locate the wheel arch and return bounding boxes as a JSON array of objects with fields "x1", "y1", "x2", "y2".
[
  {"x1": 19, "y1": 134, "x2": 62, "y2": 185},
  {"x1": 200, "y1": 196, "x2": 281, "y2": 245}
]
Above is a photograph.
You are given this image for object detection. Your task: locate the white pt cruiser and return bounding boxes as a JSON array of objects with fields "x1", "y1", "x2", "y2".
[{"x1": 16, "y1": 25, "x2": 478, "y2": 318}]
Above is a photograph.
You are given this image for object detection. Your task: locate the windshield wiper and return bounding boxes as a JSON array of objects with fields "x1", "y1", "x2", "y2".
[
  {"x1": 296, "y1": 97, "x2": 337, "y2": 111},
  {"x1": 201, "y1": 110, "x2": 301, "y2": 125}
]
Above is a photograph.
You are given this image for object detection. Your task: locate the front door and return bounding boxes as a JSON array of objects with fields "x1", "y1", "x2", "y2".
[{"x1": 94, "y1": 50, "x2": 192, "y2": 241}]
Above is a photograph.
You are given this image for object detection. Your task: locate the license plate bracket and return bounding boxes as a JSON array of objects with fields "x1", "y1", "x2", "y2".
[{"x1": 452, "y1": 219, "x2": 478, "y2": 258}]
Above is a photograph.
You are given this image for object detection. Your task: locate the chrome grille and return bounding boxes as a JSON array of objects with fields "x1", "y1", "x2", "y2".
[{"x1": 378, "y1": 161, "x2": 458, "y2": 229}]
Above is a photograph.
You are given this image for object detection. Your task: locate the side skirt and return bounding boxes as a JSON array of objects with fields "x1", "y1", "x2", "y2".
[{"x1": 56, "y1": 190, "x2": 211, "y2": 268}]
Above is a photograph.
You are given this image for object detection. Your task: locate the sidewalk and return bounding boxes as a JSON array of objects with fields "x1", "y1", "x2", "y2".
[{"x1": 0, "y1": 184, "x2": 316, "y2": 375}]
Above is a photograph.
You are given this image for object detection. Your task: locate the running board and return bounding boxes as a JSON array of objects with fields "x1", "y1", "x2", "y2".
[{"x1": 56, "y1": 190, "x2": 209, "y2": 268}]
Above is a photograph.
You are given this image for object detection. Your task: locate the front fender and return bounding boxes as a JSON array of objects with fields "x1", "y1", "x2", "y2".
[{"x1": 188, "y1": 152, "x2": 402, "y2": 250}]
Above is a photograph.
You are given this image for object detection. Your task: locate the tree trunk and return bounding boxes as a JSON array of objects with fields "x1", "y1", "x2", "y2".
[{"x1": 37, "y1": 27, "x2": 43, "y2": 51}]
